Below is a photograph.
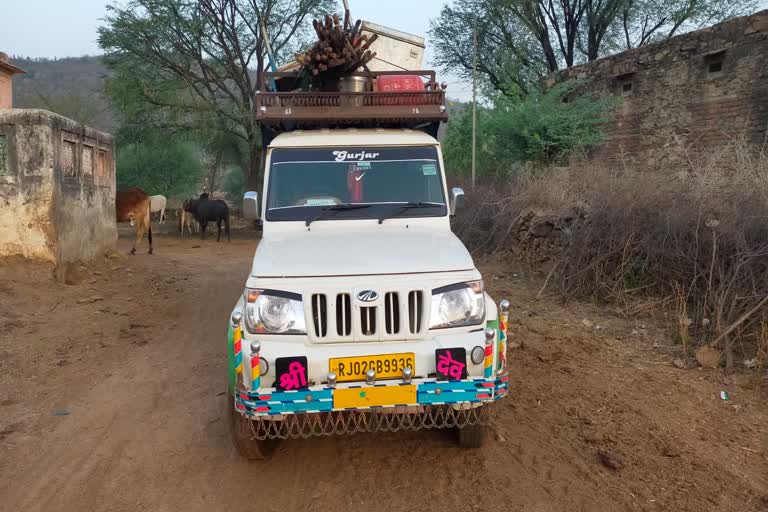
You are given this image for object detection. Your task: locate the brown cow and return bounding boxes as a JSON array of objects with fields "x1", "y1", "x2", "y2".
[
  {"x1": 179, "y1": 198, "x2": 198, "y2": 236},
  {"x1": 116, "y1": 187, "x2": 153, "y2": 255}
]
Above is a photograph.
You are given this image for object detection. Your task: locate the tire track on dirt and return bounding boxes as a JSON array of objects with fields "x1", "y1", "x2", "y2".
[
  {"x1": 2, "y1": 236, "x2": 766, "y2": 512},
  {"x1": 0, "y1": 239, "x2": 253, "y2": 511}
]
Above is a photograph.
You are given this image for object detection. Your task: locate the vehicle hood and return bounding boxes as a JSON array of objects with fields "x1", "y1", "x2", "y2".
[{"x1": 251, "y1": 227, "x2": 475, "y2": 277}]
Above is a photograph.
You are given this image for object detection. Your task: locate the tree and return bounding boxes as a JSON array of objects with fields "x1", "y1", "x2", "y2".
[
  {"x1": 99, "y1": 0, "x2": 335, "y2": 189},
  {"x1": 117, "y1": 140, "x2": 203, "y2": 198},
  {"x1": 431, "y1": 0, "x2": 757, "y2": 96},
  {"x1": 485, "y1": 81, "x2": 618, "y2": 165},
  {"x1": 222, "y1": 165, "x2": 246, "y2": 202},
  {"x1": 15, "y1": 90, "x2": 104, "y2": 127},
  {"x1": 584, "y1": 0, "x2": 626, "y2": 60},
  {"x1": 619, "y1": 0, "x2": 757, "y2": 50},
  {"x1": 431, "y1": 1, "x2": 547, "y2": 95},
  {"x1": 507, "y1": 0, "x2": 586, "y2": 70},
  {"x1": 442, "y1": 80, "x2": 619, "y2": 176},
  {"x1": 442, "y1": 108, "x2": 480, "y2": 178},
  {"x1": 201, "y1": 146, "x2": 226, "y2": 193}
]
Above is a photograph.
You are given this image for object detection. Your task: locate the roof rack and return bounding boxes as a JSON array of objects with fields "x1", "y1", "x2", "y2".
[{"x1": 256, "y1": 70, "x2": 448, "y2": 140}]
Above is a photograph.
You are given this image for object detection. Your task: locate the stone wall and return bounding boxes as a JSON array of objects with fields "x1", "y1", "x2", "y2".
[
  {"x1": 0, "y1": 109, "x2": 117, "y2": 269},
  {"x1": 551, "y1": 10, "x2": 768, "y2": 171}
]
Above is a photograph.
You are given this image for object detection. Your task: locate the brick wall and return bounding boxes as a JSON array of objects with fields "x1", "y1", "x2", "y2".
[{"x1": 551, "y1": 10, "x2": 768, "y2": 171}]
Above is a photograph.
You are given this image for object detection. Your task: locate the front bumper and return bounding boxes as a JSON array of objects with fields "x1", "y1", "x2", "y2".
[
  {"x1": 227, "y1": 300, "x2": 511, "y2": 419},
  {"x1": 233, "y1": 374, "x2": 509, "y2": 417}
]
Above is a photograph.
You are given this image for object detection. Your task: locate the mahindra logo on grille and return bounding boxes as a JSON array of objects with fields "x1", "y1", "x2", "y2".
[{"x1": 357, "y1": 290, "x2": 379, "y2": 302}]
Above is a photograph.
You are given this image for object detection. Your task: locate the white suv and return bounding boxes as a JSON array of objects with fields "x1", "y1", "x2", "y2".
[{"x1": 228, "y1": 129, "x2": 509, "y2": 459}]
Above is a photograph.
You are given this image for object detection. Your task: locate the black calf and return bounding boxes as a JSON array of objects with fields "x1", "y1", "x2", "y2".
[{"x1": 190, "y1": 194, "x2": 231, "y2": 242}]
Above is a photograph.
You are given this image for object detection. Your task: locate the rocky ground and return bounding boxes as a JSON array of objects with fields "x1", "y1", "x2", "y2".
[{"x1": 0, "y1": 231, "x2": 766, "y2": 512}]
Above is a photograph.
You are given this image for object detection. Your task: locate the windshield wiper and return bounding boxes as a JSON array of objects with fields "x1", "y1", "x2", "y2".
[
  {"x1": 305, "y1": 203, "x2": 372, "y2": 227},
  {"x1": 377, "y1": 202, "x2": 444, "y2": 224}
]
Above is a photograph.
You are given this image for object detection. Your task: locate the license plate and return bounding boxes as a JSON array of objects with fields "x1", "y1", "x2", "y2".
[
  {"x1": 329, "y1": 353, "x2": 415, "y2": 382},
  {"x1": 334, "y1": 385, "x2": 417, "y2": 409}
]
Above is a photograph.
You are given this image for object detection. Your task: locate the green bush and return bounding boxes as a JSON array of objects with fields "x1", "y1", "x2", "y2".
[
  {"x1": 116, "y1": 140, "x2": 202, "y2": 198},
  {"x1": 442, "y1": 81, "x2": 618, "y2": 177},
  {"x1": 222, "y1": 166, "x2": 246, "y2": 203},
  {"x1": 490, "y1": 81, "x2": 618, "y2": 165},
  {"x1": 442, "y1": 107, "x2": 498, "y2": 179}
]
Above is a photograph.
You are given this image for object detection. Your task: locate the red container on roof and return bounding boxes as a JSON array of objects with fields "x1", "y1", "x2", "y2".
[
  {"x1": 375, "y1": 75, "x2": 425, "y2": 106},
  {"x1": 375, "y1": 75, "x2": 425, "y2": 92}
]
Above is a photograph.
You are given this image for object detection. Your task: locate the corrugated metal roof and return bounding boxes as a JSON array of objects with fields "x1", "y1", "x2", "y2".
[{"x1": 0, "y1": 59, "x2": 25, "y2": 75}]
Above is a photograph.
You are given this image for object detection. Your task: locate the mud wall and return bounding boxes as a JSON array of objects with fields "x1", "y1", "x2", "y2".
[
  {"x1": 0, "y1": 109, "x2": 117, "y2": 266},
  {"x1": 551, "y1": 10, "x2": 768, "y2": 171},
  {"x1": 0, "y1": 118, "x2": 56, "y2": 261},
  {"x1": 49, "y1": 113, "x2": 117, "y2": 265}
]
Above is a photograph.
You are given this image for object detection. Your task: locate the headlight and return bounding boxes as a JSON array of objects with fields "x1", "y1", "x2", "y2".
[
  {"x1": 429, "y1": 280, "x2": 485, "y2": 329},
  {"x1": 244, "y1": 289, "x2": 306, "y2": 334}
]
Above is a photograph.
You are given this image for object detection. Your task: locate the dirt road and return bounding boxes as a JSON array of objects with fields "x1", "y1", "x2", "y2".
[{"x1": 1, "y1": 234, "x2": 766, "y2": 512}]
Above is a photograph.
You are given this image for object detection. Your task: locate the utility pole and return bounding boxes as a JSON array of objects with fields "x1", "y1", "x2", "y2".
[
  {"x1": 258, "y1": 11, "x2": 278, "y2": 91},
  {"x1": 471, "y1": 16, "x2": 477, "y2": 188},
  {"x1": 259, "y1": 16, "x2": 277, "y2": 73}
]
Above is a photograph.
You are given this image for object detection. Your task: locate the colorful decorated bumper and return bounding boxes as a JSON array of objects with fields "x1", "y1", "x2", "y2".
[
  {"x1": 227, "y1": 299, "x2": 512, "y2": 419},
  {"x1": 234, "y1": 374, "x2": 509, "y2": 417}
]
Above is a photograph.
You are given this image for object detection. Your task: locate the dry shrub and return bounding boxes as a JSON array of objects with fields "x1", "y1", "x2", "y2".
[
  {"x1": 453, "y1": 167, "x2": 588, "y2": 257},
  {"x1": 457, "y1": 138, "x2": 768, "y2": 369}
]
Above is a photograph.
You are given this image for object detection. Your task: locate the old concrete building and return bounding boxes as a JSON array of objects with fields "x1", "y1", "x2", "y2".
[
  {"x1": 0, "y1": 53, "x2": 24, "y2": 109},
  {"x1": 553, "y1": 10, "x2": 768, "y2": 170},
  {"x1": 0, "y1": 109, "x2": 117, "y2": 270}
]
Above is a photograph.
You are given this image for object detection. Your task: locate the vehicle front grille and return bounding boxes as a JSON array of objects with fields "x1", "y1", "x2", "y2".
[
  {"x1": 408, "y1": 291, "x2": 424, "y2": 334},
  {"x1": 360, "y1": 306, "x2": 376, "y2": 336},
  {"x1": 384, "y1": 292, "x2": 400, "y2": 335},
  {"x1": 310, "y1": 289, "x2": 426, "y2": 341},
  {"x1": 336, "y1": 293, "x2": 352, "y2": 336},
  {"x1": 311, "y1": 294, "x2": 328, "y2": 337}
]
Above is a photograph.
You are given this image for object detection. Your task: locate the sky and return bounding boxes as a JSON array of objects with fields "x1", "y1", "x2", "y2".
[
  {"x1": 0, "y1": 0, "x2": 472, "y2": 97},
  {"x1": 2, "y1": 0, "x2": 766, "y2": 101},
  {"x1": 6, "y1": 0, "x2": 767, "y2": 57},
  {"x1": 0, "y1": 0, "x2": 448, "y2": 58}
]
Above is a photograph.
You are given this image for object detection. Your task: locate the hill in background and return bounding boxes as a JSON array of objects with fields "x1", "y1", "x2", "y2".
[
  {"x1": 9, "y1": 54, "x2": 468, "y2": 138},
  {"x1": 11, "y1": 55, "x2": 115, "y2": 133}
]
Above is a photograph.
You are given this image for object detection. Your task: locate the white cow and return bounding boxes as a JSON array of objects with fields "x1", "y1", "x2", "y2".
[{"x1": 149, "y1": 195, "x2": 167, "y2": 224}]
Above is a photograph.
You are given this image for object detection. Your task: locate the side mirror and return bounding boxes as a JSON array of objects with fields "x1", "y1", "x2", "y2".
[
  {"x1": 449, "y1": 187, "x2": 465, "y2": 216},
  {"x1": 243, "y1": 191, "x2": 260, "y2": 220}
]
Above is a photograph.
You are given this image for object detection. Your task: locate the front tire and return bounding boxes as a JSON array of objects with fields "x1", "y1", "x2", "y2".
[
  {"x1": 457, "y1": 424, "x2": 485, "y2": 449},
  {"x1": 228, "y1": 393, "x2": 280, "y2": 460}
]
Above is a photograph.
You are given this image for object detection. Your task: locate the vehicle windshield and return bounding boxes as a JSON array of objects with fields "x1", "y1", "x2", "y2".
[{"x1": 265, "y1": 146, "x2": 447, "y2": 222}]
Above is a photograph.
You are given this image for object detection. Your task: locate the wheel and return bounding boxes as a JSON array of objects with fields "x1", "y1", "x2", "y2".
[
  {"x1": 457, "y1": 424, "x2": 485, "y2": 449},
  {"x1": 228, "y1": 393, "x2": 280, "y2": 460}
]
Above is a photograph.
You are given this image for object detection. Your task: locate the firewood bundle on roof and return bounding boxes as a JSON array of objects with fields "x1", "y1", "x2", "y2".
[{"x1": 294, "y1": 11, "x2": 378, "y2": 79}]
